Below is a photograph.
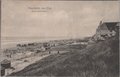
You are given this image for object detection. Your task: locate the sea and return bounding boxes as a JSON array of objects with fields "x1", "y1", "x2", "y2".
[{"x1": 1, "y1": 37, "x2": 71, "y2": 49}]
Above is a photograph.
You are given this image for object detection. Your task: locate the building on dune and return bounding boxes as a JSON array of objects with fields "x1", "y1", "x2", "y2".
[
  {"x1": 89, "y1": 21, "x2": 119, "y2": 42},
  {"x1": 96, "y1": 21, "x2": 119, "y2": 36}
]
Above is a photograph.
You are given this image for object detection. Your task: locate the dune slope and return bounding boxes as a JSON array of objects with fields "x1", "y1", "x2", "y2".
[{"x1": 10, "y1": 35, "x2": 119, "y2": 77}]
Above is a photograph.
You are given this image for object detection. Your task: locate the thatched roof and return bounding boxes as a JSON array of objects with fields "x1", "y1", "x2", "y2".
[
  {"x1": 96, "y1": 22, "x2": 119, "y2": 34},
  {"x1": 105, "y1": 22, "x2": 118, "y2": 31}
]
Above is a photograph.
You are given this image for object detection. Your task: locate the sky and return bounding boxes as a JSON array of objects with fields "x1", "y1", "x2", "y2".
[{"x1": 1, "y1": 0, "x2": 119, "y2": 39}]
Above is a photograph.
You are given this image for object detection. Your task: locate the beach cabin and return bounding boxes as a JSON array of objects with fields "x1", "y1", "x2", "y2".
[
  {"x1": 1, "y1": 59, "x2": 11, "y2": 69},
  {"x1": 41, "y1": 46, "x2": 46, "y2": 51},
  {"x1": 0, "y1": 66, "x2": 5, "y2": 76}
]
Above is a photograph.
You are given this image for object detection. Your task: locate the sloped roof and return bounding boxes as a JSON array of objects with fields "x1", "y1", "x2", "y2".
[
  {"x1": 105, "y1": 22, "x2": 118, "y2": 31},
  {"x1": 98, "y1": 22, "x2": 119, "y2": 31},
  {"x1": 97, "y1": 23, "x2": 109, "y2": 32},
  {"x1": 1, "y1": 59, "x2": 11, "y2": 64}
]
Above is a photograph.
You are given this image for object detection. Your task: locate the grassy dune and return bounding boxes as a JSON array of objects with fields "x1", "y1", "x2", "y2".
[{"x1": 10, "y1": 36, "x2": 119, "y2": 77}]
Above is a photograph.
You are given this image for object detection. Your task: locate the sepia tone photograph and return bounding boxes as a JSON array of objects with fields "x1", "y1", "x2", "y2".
[{"x1": 0, "y1": 0, "x2": 119, "y2": 77}]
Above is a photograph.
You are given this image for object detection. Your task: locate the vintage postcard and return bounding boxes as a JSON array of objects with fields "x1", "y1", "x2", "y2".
[{"x1": 0, "y1": 0, "x2": 119, "y2": 77}]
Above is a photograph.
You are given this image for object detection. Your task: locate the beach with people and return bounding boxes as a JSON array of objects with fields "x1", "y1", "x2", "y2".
[{"x1": 0, "y1": 37, "x2": 88, "y2": 76}]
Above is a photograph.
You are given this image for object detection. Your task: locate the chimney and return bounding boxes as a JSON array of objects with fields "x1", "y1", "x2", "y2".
[{"x1": 100, "y1": 20, "x2": 102, "y2": 25}]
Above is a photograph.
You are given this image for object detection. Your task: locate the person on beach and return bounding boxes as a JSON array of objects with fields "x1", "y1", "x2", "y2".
[
  {"x1": 49, "y1": 51, "x2": 51, "y2": 54},
  {"x1": 58, "y1": 51, "x2": 59, "y2": 54}
]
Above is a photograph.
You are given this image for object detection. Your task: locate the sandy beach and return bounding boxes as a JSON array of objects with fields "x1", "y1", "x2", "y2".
[
  {"x1": 4, "y1": 50, "x2": 69, "y2": 76},
  {"x1": 4, "y1": 51, "x2": 49, "y2": 75}
]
